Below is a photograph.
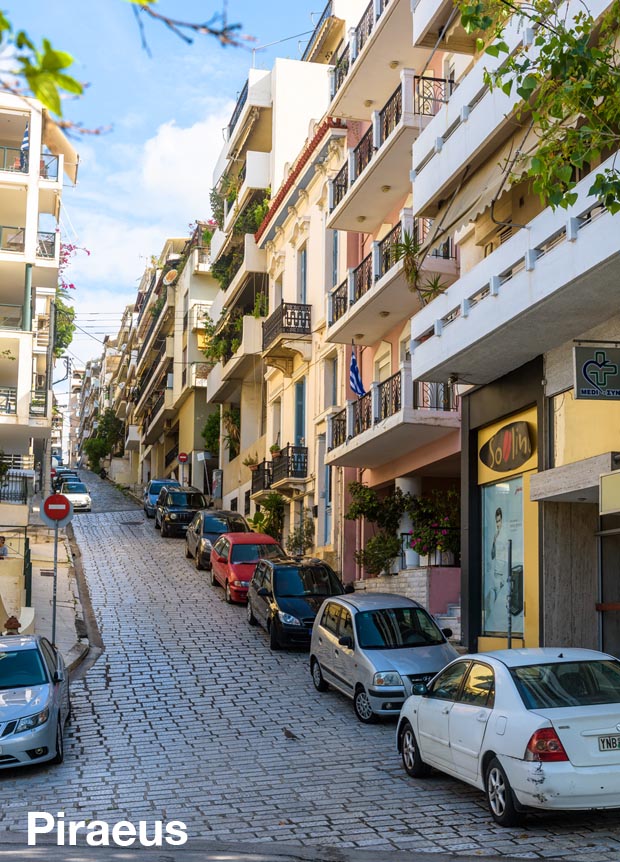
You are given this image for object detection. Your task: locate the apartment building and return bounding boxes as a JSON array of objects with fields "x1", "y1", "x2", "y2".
[
  {"x1": 67, "y1": 365, "x2": 85, "y2": 468},
  {"x1": 0, "y1": 93, "x2": 78, "y2": 499}
]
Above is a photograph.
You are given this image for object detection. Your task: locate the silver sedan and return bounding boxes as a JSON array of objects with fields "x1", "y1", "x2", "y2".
[{"x1": 0, "y1": 635, "x2": 71, "y2": 768}]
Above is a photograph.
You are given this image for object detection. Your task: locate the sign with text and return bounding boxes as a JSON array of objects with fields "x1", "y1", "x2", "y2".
[
  {"x1": 479, "y1": 421, "x2": 532, "y2": 473},
  {"x1": 574, "y1": 346, "x2": 620, "y2": 400}
]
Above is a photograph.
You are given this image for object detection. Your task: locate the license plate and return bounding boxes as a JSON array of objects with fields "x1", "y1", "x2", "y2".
[{"x1": 598, "y1": 735, "x2": 620, "y2": 751}]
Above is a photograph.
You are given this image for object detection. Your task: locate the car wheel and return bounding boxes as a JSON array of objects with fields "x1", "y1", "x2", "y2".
[
  {"x1": 185, "y1": 543, "x2": 192, "y2": 559},
  {"x1": 194, "y1": 551, "x2": 204, "y2": 571},
  {"x1": 353, "y1": 686, "x2": 376, "y2": 723},
  {"x1": 269, "y1": 620, "x2": 280, "y2": 650},
  {"x1": 210, "y1": 568, "x2": 218, "y2": 587},
  {"x1": 485, "y1": 757, "x2": 522, "y2": 827},
  {"x1": 247, "y1": 600, "x2": 257, "y2": 626},
  {"x1": 311, "y1": 658, "x2": 329, "y2": 692},
  {"x1": 51, "y1": 721, "x2": 64, "y2": 764},
  {"x1": 161, "y1": 521, "x2": 169, "y2": 538},
  {"x1": 399, "y1": 721, "x2": 431, "y2": 778},
  {"x1": 225, "y1": 582, "x2": 233, "y2": 604}
]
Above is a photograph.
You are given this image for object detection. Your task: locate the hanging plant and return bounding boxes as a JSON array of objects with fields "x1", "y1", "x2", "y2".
[{"x1": 407, "y1": 489, "x2": 460, "y2": 557}]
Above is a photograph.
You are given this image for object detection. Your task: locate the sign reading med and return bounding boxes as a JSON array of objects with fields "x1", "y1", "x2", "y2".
[{"x1": 574, "y1": 346, "x2": 620, "y2": 400}]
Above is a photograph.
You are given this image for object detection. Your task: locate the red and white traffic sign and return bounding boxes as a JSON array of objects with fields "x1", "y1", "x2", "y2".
[
  {"x1": 178, "y1": 452, "x2": 188, "y2": 463},
  {"x1": 41, "y1": 494, "x2": 73, "y2": 529}
]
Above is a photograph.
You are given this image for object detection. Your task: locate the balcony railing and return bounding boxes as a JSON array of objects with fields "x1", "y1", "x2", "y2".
[
  {"x1": 379, "y1": 84, "x2": 402, "y2": 145},
  {"x1": 353, "y1": 252, "x2": 373, "y2": 303},
  {"x1": 0, "y1": 475, "x2": 27, "y2": 504},
  {"x1": 0, "y1": 146, "x2": 27, "y2": 173},
  {"x1": 228, "y1": 80, "x2": 249, "y2": 139},
  {"x1": 378, "y1": 371, "x2": 401, "y2": 421},
  {"x1": 332, "y1": 161, "x2": 348, "y2": 210},
  {"x1": 354, "y1": 1, "x2": 375, "y2": 57},
  {"x1": 0, "y1": 303, "x2": 22, "y2": 330},
  {"x1": 377, "y1": 222, "x2": 401, "y2": 279},
  {"x1": 302, "y1": 0, "x2": 332, "y2": 60},
  {"x1": 331, "y1": 278, "x2": 349, "y2": 325},
  {"x1": 36, "y1": 231, "x2": 56, "y2": 259},
  {"x1": 40, "y1": 154, "x2": 59, "y2": 181},
  {"x1": 146, "y1": 390, "x2": 165, "y2": 429},
  {"x1": 262, "y1": 302, "x2": 311, "y2": 351},
  {"x1": 29, "y1": 389, "x2": 47, "y2": 417},
  {"x1": 331, "y1": 408, "x2": 347, "y2": 449},
  {"x1": 0, "y1": 386, "x2": 17, "y2": 414},
  {"x1": 414, "y1": 76, "x2": 456, "y2": 116},
  {"x1": 0, "y1": 453, "x2": 34, "y2": 470},
  {"x1": 353, "y1": 126, "x2": 374, "y2": 179},
  {"x1": 353, "y1": 391, "x2": 372, "y2": 435},
  {"x1": 333, "y1": 48, "x2": 350, "y2": 95},
  {"x1": 413, "y1": 380, "x2": 459, "y2": 411},
  {"x1": 272, "y1": 445, "x2": 308, "y2": 484},
  {"x1": 165, "y1": 444, "x2": 179, "y2": 468},
  {"x1": 0, "y1": 226, "x2": 25, "y2": 253},
  {"x1": 251, "y1": 460, "x2": 272, "y2": 495}
]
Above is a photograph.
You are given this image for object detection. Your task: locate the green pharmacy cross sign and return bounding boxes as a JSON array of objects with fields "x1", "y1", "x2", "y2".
[{"x1": 574, "y1": 346, "x2": 620, "y2": 400}]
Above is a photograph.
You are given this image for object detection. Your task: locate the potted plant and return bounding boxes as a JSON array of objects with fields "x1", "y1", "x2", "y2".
[
  {"x1": 407, "y1": 489, "x2": 460, "y2": 564},
  {"x1": 269, "y1": 443, "x2": 281, "y2": 459},
  {"x1": 242, "y1": 453, "x2": 259, "y2": 472}
]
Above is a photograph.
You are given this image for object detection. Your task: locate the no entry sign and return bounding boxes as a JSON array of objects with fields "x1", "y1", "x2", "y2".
[
  {"x1": 178, "y1": 452, "x2": 188, "y2": 463},
  {"x1": 41, "y1": 494, "x2": 73, "y2": 529}
]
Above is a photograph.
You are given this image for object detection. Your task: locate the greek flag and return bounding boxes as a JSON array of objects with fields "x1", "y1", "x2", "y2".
[
  {"x1": 19, "y1": 123, "x2": 29, "y2": 171},
  {"x1": 349, "y1": 349, "x2": 366, "y2": 398}
]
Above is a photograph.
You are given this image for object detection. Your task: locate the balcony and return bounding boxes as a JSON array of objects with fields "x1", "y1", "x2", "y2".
[
  {"x1": 225, "y1": 69, "x2": 271, "y2": 160},
  {"x1": 0, "y1": 146, "x2": 27, "y2": 175},
  {"x1": 262, "y1": 302, "x2": 312, "y2": 375},
  {"x1": 409, "y1": 157, "x2": 620, "y2": 385},
  {"x1": 207, "y1": 316, "x2": 263, "y2": 403},
  {"x1": 326, "y1": 366, "x2": 459, "y2": 468},
  {"x1": 250, "y1": 460, "x2": 272, "y2": 498},
  {"x1": 412, "y1": 0, "x2": 477, "y2": 52},
  {"x1": 271, "y1": 445, "x2": 308, "y2": 490},
  {"x1": 327, "y1": 210, "x2": 457, "y2": 345},
  {"x1": 125, "y1": 424, "x2": 140, "y2": 451},
  {"x1": 36, "y1": 231, "x2": 57, "y2": 260},
  {"x1": 29, "y1": 389, "x2": 48, "y2": 418},
  {"x1": 40, "y1": 154, "x2": 60, "y2": 181},
  {"x1": 222, "y1": 152, "x2": 270, "y2": 234},
  {"x1": 329, "y1": 0, "x2": 428, "y2": 120},
  {"x1": 209, "y1": 234, "x2": 267, "y2": 323},
  {"x1": 0, "y1": 304, "x2": 22, "y2": 330},
  {"x1": 0, "y1": 386, "x2": 17, "y2": 415},
  {"x1": 189, "y1": 303, "x2": 211, "y2": 331},
  {"x1": 0, "y1": 226, "x2": 25, "y2": 254},
  {"x1": 143, "y1": 388, "x2": 174, "y2": 445},
  {"x1": 189, "y1": 362, "x2": 210, "y2": 389},
  {"x1": 0, "y1": 453, "x2": 34, "y2": 470},
  {"x1": 328, "y1": 72, "x2": 455, "y2": 233}
]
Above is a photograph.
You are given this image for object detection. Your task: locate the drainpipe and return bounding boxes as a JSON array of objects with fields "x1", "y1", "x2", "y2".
[{"x1": 23, "y1": 264, "x2": 32, "y2": 331}]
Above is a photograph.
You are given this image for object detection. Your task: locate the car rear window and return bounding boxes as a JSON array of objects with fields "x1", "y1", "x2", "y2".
[
  {"x1": 274, "y1": 565, "x2": 343, "y2": 598},
  {"x1": 203, "y1": 515, "x2": 248, "y2": 533},
  {"x1": 231, "y1": 543, "x2": 284, "y2": 563},
  {"x1": 169, "y1": 493, "x2": 207, "y2": 508},
  {"x1": 0, "y1": 648, "x2": 47, "y2": 688},
  {"x1": 63, "y1": 483, "x2": 87, "y2": 493},
  {"x1": 511, "y1": 660, "x2": 620, "y2": 709}
]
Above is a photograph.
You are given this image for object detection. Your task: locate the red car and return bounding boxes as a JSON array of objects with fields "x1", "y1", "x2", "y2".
[{"x1": 210, "y1": 532, "x2": 286, "y2": 604}]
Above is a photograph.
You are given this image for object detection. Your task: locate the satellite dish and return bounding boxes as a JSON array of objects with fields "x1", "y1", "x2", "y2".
[{"x1": 163, "y1": 269, "x2": 178, "y2": 285}]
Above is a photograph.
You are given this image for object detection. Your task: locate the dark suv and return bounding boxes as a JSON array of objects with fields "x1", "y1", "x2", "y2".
[
  {"x1": 155, "y1": 486, "x2": 209, "y2": 537},
  {"x1": 246, "y1": 558, "x2": 350, "y2": 650},
  {"x1": 185, "y1": 509, "x2": 251, "y2": 570}
]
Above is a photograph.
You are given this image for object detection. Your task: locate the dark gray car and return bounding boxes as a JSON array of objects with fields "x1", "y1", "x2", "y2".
[{"x1": 185, "y1": 510, "x2": 251, "y2": 569}]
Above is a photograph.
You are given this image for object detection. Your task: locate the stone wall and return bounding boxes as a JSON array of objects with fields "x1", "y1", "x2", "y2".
[{"x1": 355, "y1": 566, "x2": 461, "y2": 615}]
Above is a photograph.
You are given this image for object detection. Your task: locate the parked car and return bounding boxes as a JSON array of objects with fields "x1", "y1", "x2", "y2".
[
  {"x1": 52, "y1": 470, "x2": 78, "y2": 492},
  {"x1": 59, "y1": 481, "x2": 92, "y2": 512},
  {"x1": 0, "y1": 634, "x2": 71, "y2": 768},
  {"x1": 143, "y1": 478, "x2": 181, "y2": 518},
  {"x1": 247, "y1": 558, "x2": 348, "y2": 650},
  {"x1": 396, "y1": 648, "x2": 620, "y2": 826},
  {"x1": 310, "y1": 593, "x2": 457, "y2": 724},
  {"x1": 185, "y1": 510, "x2": 251, "y2": 571},
  {"x1": 155, "y1": 486, "x2": 209, "y2": 537},
  {"x1": 210, "y1": 533, "x2": 286, "y2": 603}
]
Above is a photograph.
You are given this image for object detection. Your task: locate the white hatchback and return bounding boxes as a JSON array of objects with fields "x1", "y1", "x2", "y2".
[
  {"x1": 397, "y1": 648, "x2": 620, "y2": 826},
  {"x1": 60, "y1": 481, "x2": 91, "y2": 512}
]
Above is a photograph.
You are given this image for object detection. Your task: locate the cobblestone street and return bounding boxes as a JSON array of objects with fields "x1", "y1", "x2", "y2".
[{"x1": 2, "y1": 479, "x2": 620, "y2": 860}]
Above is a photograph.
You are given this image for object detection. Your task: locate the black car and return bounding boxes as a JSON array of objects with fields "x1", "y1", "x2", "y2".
[
  {"x1": 185, "y1": 509, "x2": 252, "y2": 570},
  {"x1": 154, "y1": 486, "x2": 209, "y2": 537},
  {"x1": 52, "y1": 469, "x2": 78, "y2": 492},
  {"x1": 247, "y1": 558, "x2": 351, "y2": 650}
]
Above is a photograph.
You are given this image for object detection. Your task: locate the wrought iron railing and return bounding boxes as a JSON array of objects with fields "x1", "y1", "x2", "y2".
[
  {"x1": 0, "y1": 386, "x2": 17, "y2": 414},
  {"x1": 353, "y1": 252, "x2": 373, "y2": 303},
  {"x1": 332, "y1": 161, "x2": 348, "y2": 210},
  {"x1": 354, "y1": 1, "x2": 374, "y2": 58},
  {"x1": 0, "y1": 226, "x2": 25, "y2": 252},
  {"x1": 379, "y1": 84, "x2": 402, "y2": 144},
  {"x1": 378, "y1": 371, "x2": 401, "y2": 421},
  {"x1": 414, "y1": 217, "x2": 456, "y2": 260},
  {"x1": 414, "y1": 76, "x2": 456, "y2": 116},
  {"x1": 331, "y1": 278, "x2": 348, "y2": 324},
  {"x1": 413, "y1": 380, "x2": 459, "y2": 411},
  {"x1": 40, "y1": 154, "x2": 59, "y2": 180},
  {"x1": 353, "y1": 391, "x2": 372, "y2": 435},
  {"x1": 333, "y1": 48, "x2": 350, "y2": 95},
  {"x1": 228, "y1": 80, "x2": 249, "y2": 138},
  {"x1": 0, "y1": 475, "x2": 28, "y2": 504},
  {"x1": 302, "y1": 0, "x2": 332, "y2": 60},
  {"x1": 251, "y1": 460, "x2": 272, "y2": 495},
  {"x1": 272, "y1": 445, "x2": 308, "y2": 483},
  {"x1": 262, "y1": 302, "x2": 311, "y2": 350},
  {"x1": 36, "y1": 231, "x2": 56, "y2": 258},
  {"x1": 165, "y1": 444, "x2": 179, "y2": 468},
  {"x1": 331, "y1": 408, "x2": 347, "y2": 449},
  {"x1": 353, "y1": 126, "x2": 374, "y2": 181},
  {"x1": 29, "y1": 389, "x2": 47, "y2": 417},
  {"x1": 146, "y1": 390, "x2": 165, "y2": 429},
  {"x1": 377, "y1": 222, "x2": 401, "y2": 279}
]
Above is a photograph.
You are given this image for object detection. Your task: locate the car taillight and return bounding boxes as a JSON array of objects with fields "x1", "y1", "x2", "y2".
[{"x1": 526, "y1": 727, "x2": 568, "y2": 762}]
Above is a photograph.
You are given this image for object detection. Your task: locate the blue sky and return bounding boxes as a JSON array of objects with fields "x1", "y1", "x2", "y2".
[{"x1": 7, "y1": 1, "x2": 319, "y2": 368}]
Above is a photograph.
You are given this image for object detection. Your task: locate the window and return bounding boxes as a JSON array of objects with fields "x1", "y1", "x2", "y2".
[
  {"x1": 339, "y1": 608, "x2": 354, "y2": 640},
  {"x1": 230, "y1": 497, "x2": 238, "y2": 512},
  {"x1": 331, "y1": 230, "x2": 339, "y2": 287},
  {"x1": 460, "y1": 662, "x2": 495, "y2": 707},
  {"x1": 298, "y1": 245, "x2": 308, "y2": 304},
  {"x1": 511, "y1": 660, "x2": 620, "y2": 709},
  {"x1": 321, "y1": 602, "x2": 340, "y2": 635},
  {"x1": 429, "y1": 662, "x2": 469, "y2": 701},
  {"x1": 355, "y1": 607, "x2": 445, "y2": 649},
  {"x1": 39, "y1": 640, "x2": 57, "y2": 677},
  {"x1": 0, "y1": 648, "x2": 47, "y2": 687},
  {"x1": 244, "y1": 490, "x2": 251, "y2": 516},
  {"x1": 231, "y1": 542, "x2": 285, "y2": 563}
]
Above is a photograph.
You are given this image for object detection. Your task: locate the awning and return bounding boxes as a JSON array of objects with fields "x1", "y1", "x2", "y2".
[{"x1": 42, "y1": 114, "x2": 79, "y2": 184}]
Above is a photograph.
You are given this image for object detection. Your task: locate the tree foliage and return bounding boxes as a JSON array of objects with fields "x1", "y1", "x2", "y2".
[
  {"x1": 456, "y1": 0, "x2": 620, "y2": 211},
  {"x1": 54, "y1": 293, "x2": 75, "y2": 358}
]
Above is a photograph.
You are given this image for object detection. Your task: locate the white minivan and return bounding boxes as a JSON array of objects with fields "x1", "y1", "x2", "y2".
[{"x1": 310, "y1": 592, "x2": 458, "y2": 723}]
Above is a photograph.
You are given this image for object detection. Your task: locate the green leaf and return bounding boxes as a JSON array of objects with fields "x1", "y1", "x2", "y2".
[{"x1": 26, "y1": 73, "x2": 62, "y2": 115}]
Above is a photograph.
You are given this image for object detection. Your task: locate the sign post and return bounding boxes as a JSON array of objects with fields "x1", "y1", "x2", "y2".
[
  {"x1": 41, "y1": 494, "x2": 73, "y2": 646},
  {"x1": 178, "y1": 452, "x2": 188, "y2": 486}
]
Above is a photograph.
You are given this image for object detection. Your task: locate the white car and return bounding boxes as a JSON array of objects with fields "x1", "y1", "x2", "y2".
[
  {"x1": 396, "y1": 648, "x2": 620, "y2": 826},
  {"x1": 60, "y1": 481, "x2": 91, "y2": 513}
]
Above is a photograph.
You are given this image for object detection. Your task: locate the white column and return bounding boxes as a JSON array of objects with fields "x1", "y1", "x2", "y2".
[{"x1": 397, "y1": 476, "x2": 422, "y2": 568}]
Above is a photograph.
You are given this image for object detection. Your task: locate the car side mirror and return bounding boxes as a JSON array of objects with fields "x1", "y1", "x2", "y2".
[
  {"x1": 411, "y1": 682, "x2": 428, "y2": 696},
  {"x1": 53, "y1": 669, "x2": 64, "y2": 684},
  {"x1": 442, "y1": 627, "x2": 453, "y2": 639},
  {"x1": 338, "y1": 635, "x2": 353, "y2": 649},
  {"x1": 344, "y1": 583, "x2": 355, "y2": 594},
  {"x1": 257, "y1": 587, "x2": 270, "y2": 598}
]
